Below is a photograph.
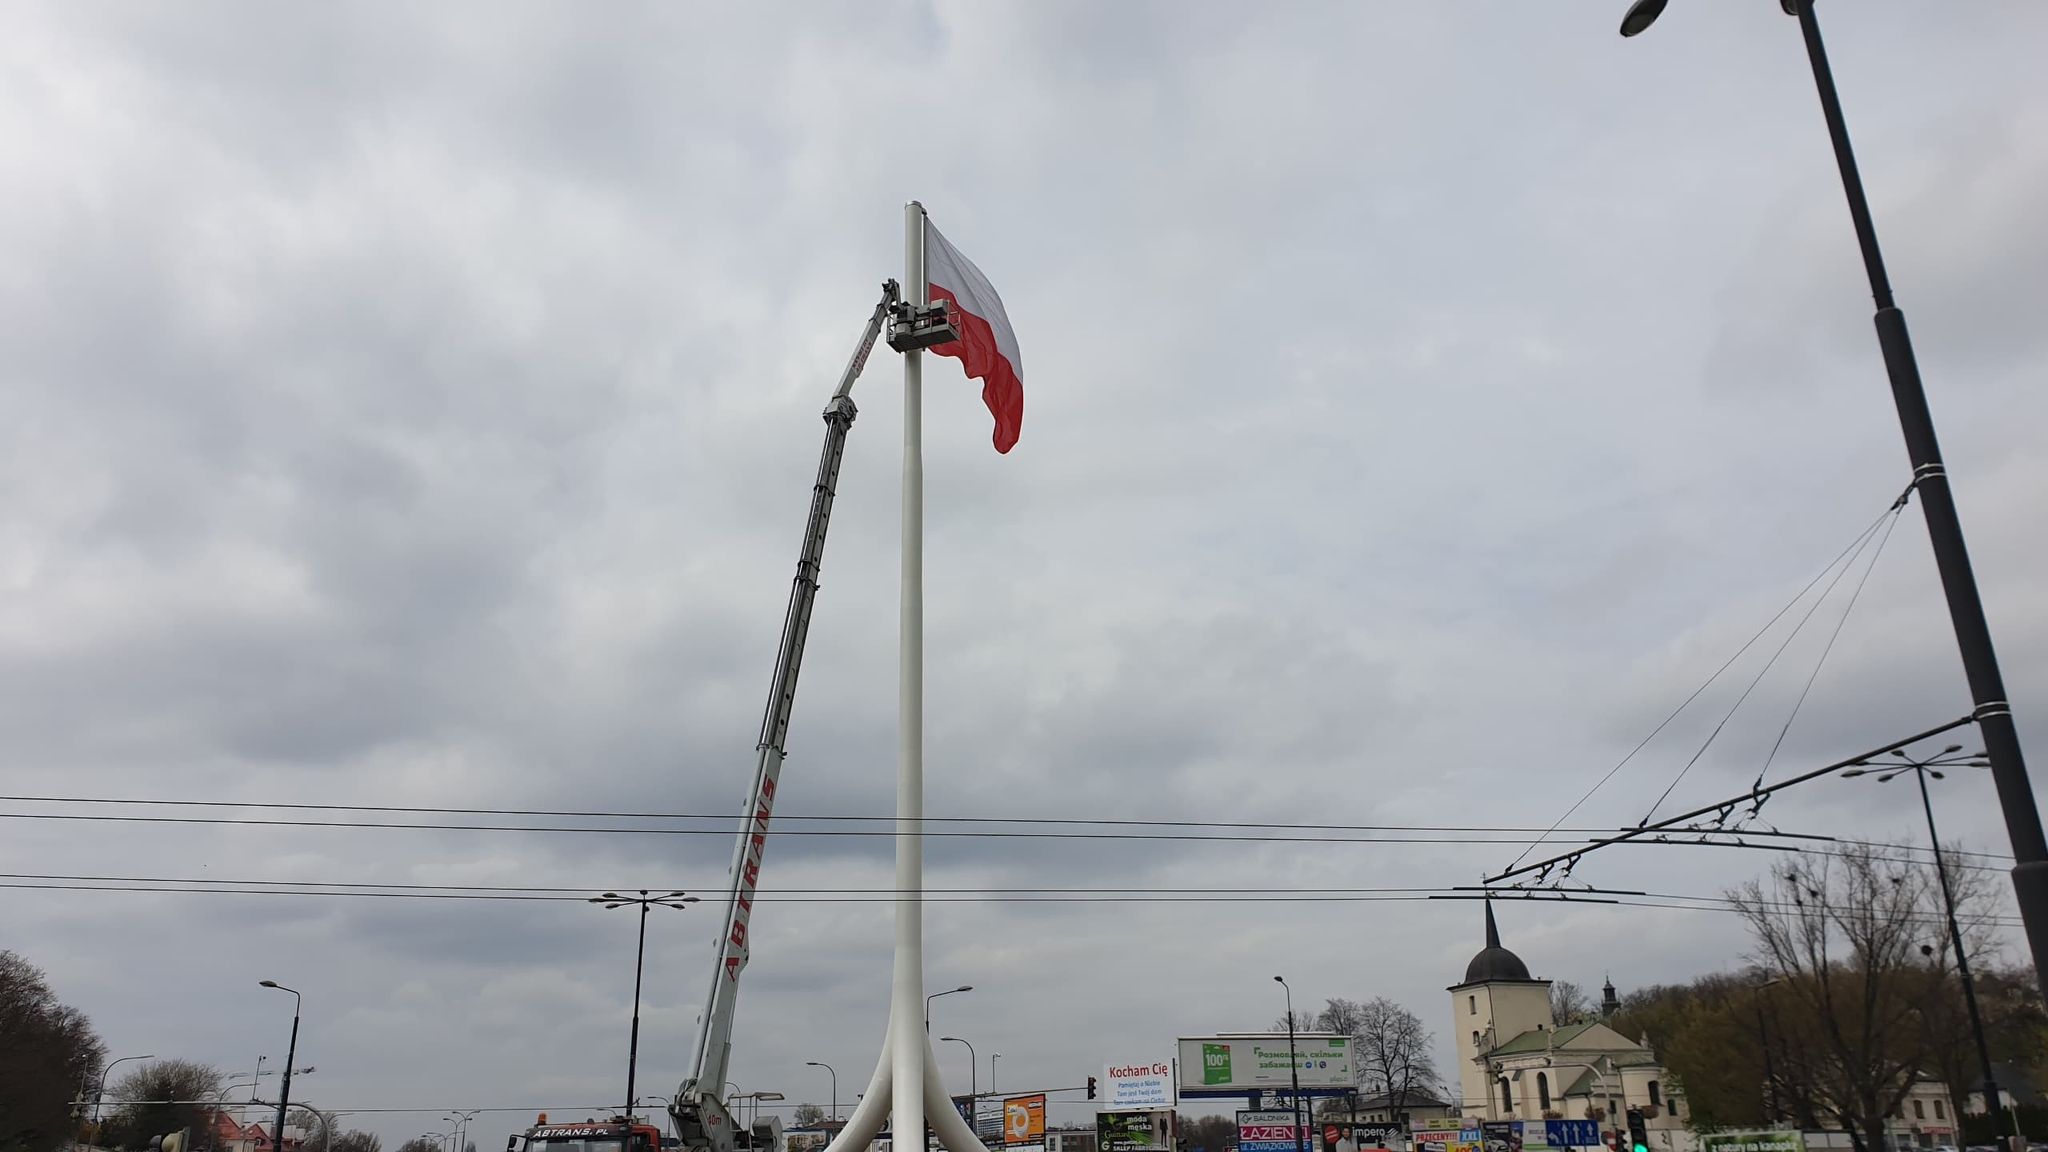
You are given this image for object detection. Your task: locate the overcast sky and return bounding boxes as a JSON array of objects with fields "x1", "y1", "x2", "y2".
[{"x1": 6, "y1": 1, "x2": 2048, "y2": 1147}]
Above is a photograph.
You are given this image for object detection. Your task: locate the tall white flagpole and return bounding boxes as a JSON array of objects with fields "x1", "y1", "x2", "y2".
[
  {"x1": 818, "y1": 201, "x2": 993, "y2": 1152},
  {"x1": 892, "y1": 197, "x2": 929, "y2": 1152}
]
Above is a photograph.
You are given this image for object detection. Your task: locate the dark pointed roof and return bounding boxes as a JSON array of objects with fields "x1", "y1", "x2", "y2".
[{"x1": 1462, "y1": 900, "x2": 1534, "y2": 984}]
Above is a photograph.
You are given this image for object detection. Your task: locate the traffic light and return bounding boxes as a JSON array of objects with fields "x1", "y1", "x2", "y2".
[
  {"x1": 1625, "y1": 1110, "x2": 1648, "y2": 1152},
  {"x1": 1087, "y1": 1077, "x2": 1099, "y2": 1101}
]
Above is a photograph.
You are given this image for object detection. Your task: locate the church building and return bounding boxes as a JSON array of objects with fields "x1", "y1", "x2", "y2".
[{"x1": 1449, "y1": 902, "x2": 1689, "y2": 1140}]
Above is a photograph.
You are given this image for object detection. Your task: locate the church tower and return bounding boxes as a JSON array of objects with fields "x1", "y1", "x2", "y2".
[{"x1": 1448, "y1": 901, "x2": 1553, "y2": 1120}]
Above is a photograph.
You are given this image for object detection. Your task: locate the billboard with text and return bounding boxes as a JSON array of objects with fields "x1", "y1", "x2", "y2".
[
  {"x1": 1003, "y1": 1094, "x2": 1046, "y2": 1146},
  {"x1": 1180, "y1": 1035, "x2": 1353, "y2": 1095}
]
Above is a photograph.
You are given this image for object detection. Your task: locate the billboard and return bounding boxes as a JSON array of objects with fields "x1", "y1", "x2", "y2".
[
  {"x1": 1003, "y1": 1094, "x2": 1046, "y2": 1146},
  {"x1": 1239, "y1": 1110, "x2": 1308, "y2": 1152},
  {"x1": 1104, "y1": 1060, "x2": 1175, "y2": 1108},
  {"x1": 1482, "y1": 1123, "x2": 1522, "y2": 1152},
  {"x1": 1415, "y1": 1131, "x2": 1479, "y2": 1152},
  {"x1": 1179, "y1": 1035, "x2": 1353, "y2": 1095},
  {"x1": 1098, "y1": 1111, "x2": 1173, "y2": 1152},
  {"x1": 1330, "y1": 1123, "x2": 1406, "y2": 1151}
]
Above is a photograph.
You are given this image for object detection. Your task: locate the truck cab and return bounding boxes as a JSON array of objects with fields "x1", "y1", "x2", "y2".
[{"x1": 512, "y1": 1118, "x2": 665, "y2": 1152}]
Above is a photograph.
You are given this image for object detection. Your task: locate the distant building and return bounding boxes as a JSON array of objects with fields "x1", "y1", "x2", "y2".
[
  {"x1": 1881, "y1": 1076, "x2": 1959, "y2": 1150},
  {"x1": 1449, "y1": 902, "x2": 1688, "y2": 1140},
  {"x1": 1342, "y1": 1089, "x2": 1458, "y2": 1128}
]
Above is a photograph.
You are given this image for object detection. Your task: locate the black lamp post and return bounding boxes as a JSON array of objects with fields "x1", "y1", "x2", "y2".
[
  {"x1": 925, "y1": 985, "x2": 972, "y2": 1033},
  {"x1": 1616, "y1": 0, "x2": 2048, "y2": 1006},
  {"x1": 258, "y1": 982, "x2": 300, "y2": 1152},
  {"x1": 1842, "y1": 747, "x2": 2013, "y2": 1146},
  {"x1": 591, "y1": 890, "x2": 698, "y2": 1119},
  {"x1": 1276, "y1": 977, "x2": 1306, "y2": 1152}
]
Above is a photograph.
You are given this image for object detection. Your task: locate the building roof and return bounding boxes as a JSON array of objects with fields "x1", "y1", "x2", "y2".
[
  {"x1": 1491, "y1": 1021, "x2": 1651, "y2": 1057},
  {"x1": 1354, "y1": 1088, "x2": 1453, "y2": 1110},
  {"x1": 1459, "y1": 901, "x2": 1535, "y2": 985}
]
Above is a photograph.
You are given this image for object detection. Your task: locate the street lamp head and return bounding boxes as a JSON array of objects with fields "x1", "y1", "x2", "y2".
[
  {"x1": 1943, "y1": 744, "x2": 1963, "y2": 755},
  {"x1": 955, "y1": 984, "x2": 973, "y2": 993},
  {"x1": 941, "y1": 1036, "x2": 963, "y2": 1043},
  {"x1": 1618, "y1": 0, "x2": 1668, "y2": 37},
  {"x1": 1929, "y1": 770, "x2": 1946, "y2": 780},
  {"x1": 1840, "y1": 768, "x2": 1869, "y2": 778},
  {"x1": 260, "y1": 980, "x2": 279, "y2": 988}
]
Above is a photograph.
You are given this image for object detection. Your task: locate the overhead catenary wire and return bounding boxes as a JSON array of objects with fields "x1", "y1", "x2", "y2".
[
  {"x1": 1640, "y1": 500, "x2": 1904, "y2": 823},
  {"x1": 0, "y1": 871, "x2": 2023, "y2": 926},
  {"x1": 1752, "y1": 502, "x2": 1906, "y2": 791},
  {"x1": 0, "y1": 801, "x2": 2009, "y2": 862},
  {"x1": 1505, "y1": 504, "x2": 1900, "y2": 871}
]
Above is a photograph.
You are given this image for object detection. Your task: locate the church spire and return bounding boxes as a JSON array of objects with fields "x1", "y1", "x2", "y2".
[{"x1": 1485, "y1": 897, "x2": 1502, "y2": 949}]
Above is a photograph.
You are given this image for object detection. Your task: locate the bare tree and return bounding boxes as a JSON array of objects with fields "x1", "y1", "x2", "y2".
[
  {"x1": 1342, "y1": 998, "x2": 1438, "y2": 1121},
  {"x1": 394, "y1": 1139, "x2": 442, "y2": 1152},
  {"x1": 1549, "y1": 982, "x2": 1594, "y2": 1025},
  {"x1": 792, "y1": 1104, "x2": 826, "y2": 1126},
  {"x1": 1729, "y1": 841, "x2": 1981, "y2": 1152},
  {"x1": 0, "y1": 950, "x2": 106, "y2": 1152}
]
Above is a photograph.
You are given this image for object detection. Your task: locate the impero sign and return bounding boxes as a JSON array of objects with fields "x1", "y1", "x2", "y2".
[
  {"x1": 1103, "y1": 1060, "x2": 1174, "y2": 1107},
  {"x1": 1178, "y1": 1035, "x2": 1353, "y2": 1095}
]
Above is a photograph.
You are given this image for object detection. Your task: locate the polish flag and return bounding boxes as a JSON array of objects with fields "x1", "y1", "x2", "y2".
[{"x1": 925, "y1": 221, "x2": 1024, "y2": 454}]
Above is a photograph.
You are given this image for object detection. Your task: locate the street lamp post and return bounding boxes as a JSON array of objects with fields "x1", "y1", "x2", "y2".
[
  {"x1": 924, "y1": 985, "x2": 972, "y2": 1033},
  {"x1": 1616, "y1": 0, "x2": 2048, "y2": 1005},
  {"x1": 990, "y1": 1054, "x2": 1001, "y2": 1098},
  {"x1": 806, "y1": 1062, "x2": 838, "y2": 1124},
  {"x1": 447, "y1": 1111, "x2": 481, "y2": 1152},
  {"x1": 1842, "y1": 748, "x2": 2013, "y2": 1145},
  {"x1": 1275, "y1": 977, "x2": 1305, "y2": 1152},
  {"x1": 591, "y1": 890, "x2": 698, "y2": 1120},
  {"x1": 258, "y1": 982, "x2": 301, "y2": 1152},
  {"x1": 93, "y1": 1054, "x2": 156, "y2": 1131},
  {"x1": 940, "y1": 1038, "x2": 977, "y2": 1126}
]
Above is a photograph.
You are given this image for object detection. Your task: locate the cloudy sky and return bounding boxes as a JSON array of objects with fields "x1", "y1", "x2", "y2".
[{"x1": 6, "y1": 1, "x2": 2048, "y2": 1147}]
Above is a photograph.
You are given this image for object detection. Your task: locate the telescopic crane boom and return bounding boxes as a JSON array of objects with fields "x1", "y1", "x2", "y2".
[{"x1": 671, "y1": 281, "x2": 956, "y2": 1152}]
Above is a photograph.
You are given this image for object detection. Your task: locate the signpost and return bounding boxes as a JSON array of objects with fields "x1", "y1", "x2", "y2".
[{"x1": 1543, "y1": 1122, "x2": 1600, "y2": 1149}]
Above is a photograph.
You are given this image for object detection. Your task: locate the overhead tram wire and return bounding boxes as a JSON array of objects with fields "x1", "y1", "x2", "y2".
[
  {"x1": 0, "y1": 865, "x2": 2015, "y2": 918},
  {"x1": 0, "y1": 878, "x2": 2024, "y2": 932},
  {"x1": 1752, "y1": 498, "x2": 1908, "y2": 791},
  {"x1": 0, "y1": 794, "x2": 1819, "y2": 833},
  {"x1": 1503, "y1": 503, "x2": 1901, "y2": 872},
  {"x1": 1639, "y1": 499, "x2": 1903, "y2": 823}
]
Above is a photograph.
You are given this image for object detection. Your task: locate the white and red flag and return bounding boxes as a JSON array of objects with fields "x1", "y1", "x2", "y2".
[{"x1": 924, "y1": 220, "x2": 1024, "y2": 453}]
